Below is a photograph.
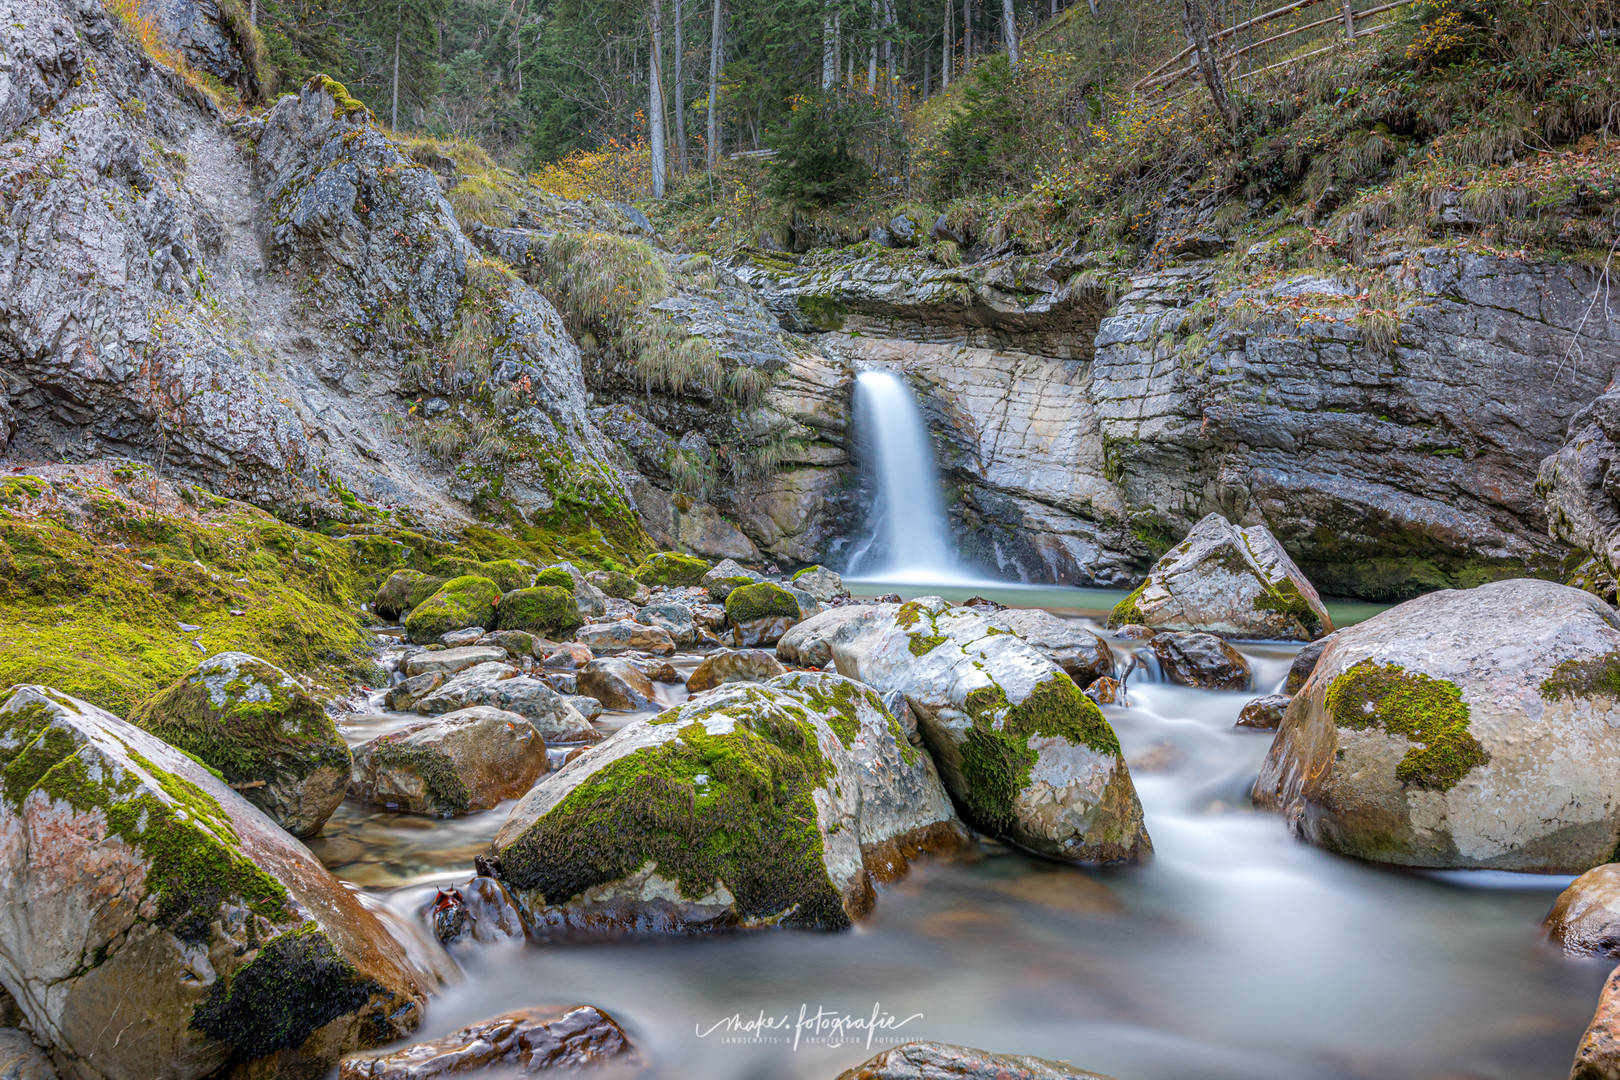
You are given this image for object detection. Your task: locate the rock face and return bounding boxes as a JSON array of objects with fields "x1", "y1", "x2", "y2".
[
  {"x1": 0, "y1": 686, "x2": 428, "y2": 1079},
  {"x1": 1150, "y1": 632, "x2": 1252, "y2": 691},
  {"x1": 804, "y1": 598, "x2": 1150, "y2": 864},
  {"x1": 1255, "y1": 578, "x2": 1620, "y2": 871},
  {"x1": 1109, "y1": 514, "x2": 1333, "y2": 640},
  {"x1": 1547, "y1": 864, "x2": 1620, "y2": 958},
  {"x1": 349, "y1": 706, "x2": 548, "y2": 815},
  {"x1": 492, "y1": 680, "x2": 875, "y2": 936},
  {"x1": 339, "y1": 1005, "x2": 636, "y2": 1079},
  {"x1": 129, "y1": 652, "x2": 350, "y2": 837},
  {"x1": 993, "y1": 608, "x2": 1114, "y2": 687},
  {"x1": 836, "y1": 1042, "x2": 1118, "y2": 1080}
]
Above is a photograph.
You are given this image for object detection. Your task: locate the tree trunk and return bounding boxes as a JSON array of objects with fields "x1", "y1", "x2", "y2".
[
  {"x1": 822, "y1": 0, "x2": 837, "y2": 88},
  {"x1": 650, "y1": 0, "x2": 667, "y2": 197},
  {"x1": 1339, "y1": 0, "x2": 1355, "y2": 37},
  {"x1": 391, "y1": 0, "x2": 402, "y2": 130},
  {"x1": 1181, "y1": 0, "x2": 1237, "y2": 129},
  {"x1": 963, "y1": 0, "x2": 972, "y2": 62},
  {"x1": 867, "y1": 0, "x2": 878, "y2": 92},
  {"x1": 706, "y1": 0, "x2": 721, "y2": 171},
  {"x1": 922, "y1": 43, "x2": 931, "y2": 94},
  {"x1": 249, "y1": 0, "x2": 256, "y2": 23},
  {"x1": 674, "y1": 0, "x2": 688, "y2": 174},
  {"x1": 941, "y1": 0, "x2": 951, "y2": 87},
  {"x1": 1003, "y1": 0, "x2": 1018, "y2": 64}
]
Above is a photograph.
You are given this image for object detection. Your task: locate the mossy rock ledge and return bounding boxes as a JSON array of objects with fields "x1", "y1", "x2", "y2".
[
  {"x1": 1254, "y1": 578, "x2": 1620, "y2": 872},
  {"x1": 1108, "y1": 512, "x2": 1334, "y2": 641},
  {"x1": 791, "y1": 597, "x2": 1151, "y2": 865},
  {"x1": 130, "y1": 651, "x2": 352, "y2": 837},
  {"x1": 491, "y1": 674, "x2": 963, "y2": 936},
  {"x1": 0, "y1": 686, "x2": 429, "y2": 1077},
  {"x1": 404, "y1": 576, "x2": 503, "y2": 644}
]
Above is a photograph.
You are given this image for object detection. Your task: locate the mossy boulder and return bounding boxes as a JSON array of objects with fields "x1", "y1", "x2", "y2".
[
  {"x1": 1108, "y1": 513, "x2": 1333, "y2": 641},
  {"x1": 491, "y1": 679, "x2": 880, "y2": 936},
  {"x1": 543, "y1": 562, "x2": 610, "y2": 618},
  {"x1": 631, "y1": 551, "x2": 710, "y2": 587},
  {"x1": 403, "y1": 576, "x2": 503, "y2": 644},
  {"x1": 533, "y1": 567, "x2": 576, "y2": 592},
  {"x1": 701, "y1": 558, "x2": 762, "y2": 601},
  {"x1": 724, "y1": 582, "x2": 801, "y2": 647},
  {"x1": 427, "y1": 558, "x2": 531, "y2": 593},
  {"x1": 1255, "y1": 578, "x2": 1620, "y2": 871},
  {"x1": 795, "y1": 597, "x2": 1151, "y2": 864},
  {"x1": 349, "y1": 706, "x2": 548, "y2": 815},
  {"x1": 0, "y1": 686, "x2": 429, "y2": 1078},
  {"x1": 993, "y1": 608, "x2": 1114, "y2": 689},
  {"x1": 373, "y1": 570, "x2": 449, "y2": 621},
  {"x1": 130, "y1": 652, "x2": 352, "y2": 837},
  {"x1": 498, "y1": 586, "x2": 585, "y2": 637},
  {"x1": 586, "y1": 569, "x2": 641, "y2": 600}
]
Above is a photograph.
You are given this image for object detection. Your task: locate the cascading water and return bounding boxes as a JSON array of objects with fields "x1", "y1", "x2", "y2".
[{"x1": 845, "y1": 369, "x2": 980, "y2": 584}]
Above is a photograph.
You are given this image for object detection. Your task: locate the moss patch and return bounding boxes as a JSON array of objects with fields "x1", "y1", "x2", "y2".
[
  {"x1": 1107, "y1": 581, "x2": 1148, "y2": 628},
  {"x1": 190, "y1": 923, "x2": 381, "y2": 1061},
  {"x1": 1251, "y1": 576, "x2": 1324, "y2": 637},
  {"x1": 590, "y1": 570, "x2": 640, "y2": 599},
  {"x1": 374, "y1": 569, "x2": 451, "y2": 621},
  {"x1": 725, "y1": 582, "x2": 800, "y2": 626},
  {"x1": 371, "y1": 739, "x2": 470, "y2": 814},
  {"x1": 403, "y1": 576, "x2": 502, "y2": 644},
  {"x1": 1326, "y1": 660, "x2": 1489, "y2": 791},
  {"x1": 1540, "y1": 652, "x2": 1620, "y2": 702},
  {"x1": 533, "y1": 567, "x2": 576, "y2": 592},
  {"x1": 956, "y1": 674, "x2": 1122, "y2": 834},
  {"x1": 632, "y1": 551, "x2": 710, "y2": 587},
  {"x1": 497, "y1": 586, "x2": 583, "y2": 637},
  {"x1": 428, "y1": 557, "x2": 529, "y2": 593},
  {"x1": 499, "y1": 692, "x2": 849, "y2": 929}
]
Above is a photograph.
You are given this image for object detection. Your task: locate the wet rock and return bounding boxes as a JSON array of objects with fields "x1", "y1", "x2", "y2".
[
  {"x1": 576, "y1": 659, "x2": 657, "y2": 711},
  {"x1": 1236, "y1": 694, "x2": 1291, "y2": 730},
  {"x1": 0, "y1": 686, "x2": 430, "y2": 1077},
  {"x1": 405, "y1": 576, "x2": 504, "y2": 645},
  {"x1": 686, "y1": 649, "x2": 786, "y2": 693},
  {"x1": 405, "y1": 645, "x2": 508, "y2": 677},
  {"x1": 1547, "y1": 865, "x2": 1620, "y2": 958},
  {"x1": 725, "y1": 582, "x2": 802, "y2": 647},
  {"x1": 479, "y1": 630, "x2": 544, "y2": 660},
  {"x1": 460, "y1": 875, "x2": 526, "y2": 943},
  {"x1": 622, "y1": 656, "x2": 681, "y2": 683},
  {"x1": 638, "y1": 602, "x2": 697, "y2": 646},
  {"x1": 389, "y1": 671, "x2": 444, "y2": 711},
  {"x1": 350, "y1": 706, "x2": 548, "y2": 815},
  {"x1": 812, "y1": 597, "x2": 1151, "y2": 864},
  {"x1": 702, "y1": 557, "x2": 763, "y2": 600},
  {"x1": 576, "y1": 620, "x2": 677, "y2": 656},
  {"x1": 787, "y1": 585, "x2": 826, "y2": 621},
  {"x1": 544, "y1": 642, "x2": 595, "y2": 669},
  {"x1": 339, "y1": 1005, "x2": 636, "y2": 1079},
  {"x1": 0, "y1": 1029, "x2": 55, "y2": 1080},
  {"x1": 1109, "y1": 514, "x2": 1333, "y2": 641},
  {"x1": 586, "y1": 569, "x2": 644, "y2": 601},
  {"x1": 1085, "y1": 677, "x2": 1124, "y2": 706},
  {"x1": 778, "y1": 603, "x2": 895, "y2": 668},
  {"x1": 415, "y1": 664, "x2": 599, "y2": 744},
  {"x1": 543, "y1": 563, "x2": 610, "y2": 618},
  {"x1": 440, "y1": 628, "x2": 487, "y2": 648},
  {"x1": 499, "y1": 586, "x2": 585, "y2": 638},
  {"x1": 375, "y1": 570, "x2": 449, "y2": 621},
  {"x1": 1113, "y1": 624, "x2": 1156, "y2": 639},
  {"x1": 1255, "y1": 578, "x2": 1620, "y2": 871},
  {"x1": 790, "y1": 565, "x2": 848, "y2": 602},
  {"x1": 632, "y1": 551, "x2": 711, "y2": 587},
  {"x1": 837, "y1": 1041, "x2": 1118, "y2": 1080},
  {"x1": 130, "y1": 652, "x2": 350, "y2": 837},
  {"x1": 566, "y1": 696, "x2": 604, "y2": 722},
  {"x1": 994, "y1": 608, "x2": 1114, "y2": 688},
  {"x1": 1572, "y1": 966, "x2": 1620, "y2": 1080},
  {"x1": 493, "y1": 679, "x2": 875, "y2": 935},
  {"x1": 1286, "y1": 633, "x2": 1335, "y2": 693},
  {"x1": 1150, "y1": 632, "x2": 1252, "y2": 691}
]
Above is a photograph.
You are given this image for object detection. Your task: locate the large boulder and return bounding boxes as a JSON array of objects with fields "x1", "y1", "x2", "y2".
[
  {"x1": 791, "y1": 565, "x2": 848, "y2": 603},
  {"x1": 814, "y1": 598, "x2": 1151, "y2": 864},
  {"x1": 685, "y1": 649, "x2": 786, "y2": 693},
  {"x1": 585, "y1": 569, "x2": 642, "y2": 601},
  {"x1": 404, "y1": 576, "x2": 504, "y2": 645},
  {"x1": 701, "y1": 558, "x2": 762, "y2": 600},
  {"x1": 725, "y1": 582, "x2": 802, "y2": 647},
  {"x1": 542, "y1": 563, "x2": 610, "y2": 618},
  {"x1": 349, "y1": 707, "x2": 548, "y2": 815},
  {"x1": 374, "y1": 570, "x2": 448, "y2": 621},
  {"x1": 1150, "y1": 632, "x2": 1252, "y2": 691},
  {"x1": 1108, "y1": 513, "x2": 1333, "y2": 641},
  {"x1": 1547, "y1": 864, "x2": 1620, "y2": 958},
  {"x1": 777, "y1": 603, "x2": 895, "y2": 668},
  {"x1": 492, "y1": 679, "x2": 874, "y2": 936},
  {"x1": 576, "y1": 659, "x2": 657, "y2": 712},
  {"x1": 338, "y1": 1005, "x2": 636, "y2": 1079},
  {"x1": 415, "y1": 664, "x2": 599, "y2": 744},
  {"x1": 0, "y1": 686, "x2": 429, "y2": 1079},
  {"x1": 497, "y1": 586, "x2": 584, "y2": 638},
  {"x1": 130, "y1": 652, "x2": 350, "y2": 837},
  {"x1": 1255, "y1": 578, "x2": 1620, "y2": 871},
  {"x1": 575, "y1": 620, "x2": 676, "y2": 657},
  {"x1": 631, "y1": 552, "x2": 710, "y2": 587},
  {"x1": 993, "y1": 608, "x2": 1114, "y2": 688},
  {"x1": 837, "y1": 1042, "x2": 1118, "y2": 1080}
]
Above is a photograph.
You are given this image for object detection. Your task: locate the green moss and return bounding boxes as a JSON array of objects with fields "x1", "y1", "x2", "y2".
[
  {"x1": 428, "y1": 557, "x2": 529, "y2": 593},
  {"x1": 1325, "y1": 660, "x2": 1489, "y2": 791},
  {"x1": 498, "y1": 693, "x2": 849, "y2": 929},
  {"x1": 791, "y1": 565, "x2": 829, "y2": 582},
  {"x1": 304, "y1": 74, "x2": 369, "y2": 120},
  {"x1": 374, "y1": 569, "x2": 450, "y2": 621},
  {"x1": 908, "y1": 633, "x2": 948, "y2": 656},
  {"x1": 1250, "y1": 576, "x2": 1324, "y2": 637},
  {"x1": 1107, "y1": 580, "x2": 1148, "y2": 628},
  {"x1": 797, "y1": 295, "x2": 847, "y2": 331},
  {"x1": 706, "y1": 574, "x2": 756, "y2": 600},
  {"x1": 371, "y1": 740, "x2": 470, "y2": 814},
  {"x1": 793, "y1": 677, "x2": 862, "y2": 748},
  {"x1": 497, "y1": 585, "x2": 583, "y2": 636},
  {"x1": 895, "y1": 601, "x2": 929, "y2": 630},
  {"x1": 190, "y1": 923, "x2": 382, "y2": 1061},
  {"x1": 0, "y1": 694, "x2": 290, "y2": 945},
  {"x1": 533, "y1": 567, "x2": 576, "y2": 592},
  {"x1": 1540, "y1": 652, "x2": 1620, "y2": 701},
  {"x1": 403, "y1": 576, "x2": 502, "y2": 644},
  {"x1": 590, "y1": 569, "x2": 640, "y2": 599},
  {"x1": 955, "y1": 674, "x2": 1122, "y2": 834},
  {"x1": 632, "y1": 551, "x2": 711, "y2": 587},
  {"x1": 725, "y1": 582, "x2": 800, "y2": 626}
]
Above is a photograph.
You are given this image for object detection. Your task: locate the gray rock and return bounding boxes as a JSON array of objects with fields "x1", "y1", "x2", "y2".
[
  {"x1": 576, "y1": 658, "x2": 657, "y2": 712},
  {"x1": 439, "y1": 628, "x2": 486, "y2": 648},
  {"x1": 565, "y1": 695, "x2": 604, "y2": 722},
  {"x1": 685, "y1": 649, "x2": 786, "y2": 693},
  {"x1": 415, "y1": 663, "x2": 599, "y2": 744},
  {"x1": 993, "y1": 608, "x2": 1114, "y2": 688},
  {"x1": 338, "y1": 1005, "x2": 636, "y2": 1078},
  {"x1": 1286, "y1": 633, "x2": 1335, "y2": 693},
  {"x1": 545, "y1": 562, "x2": 611, "y2": 617},
  {"x1": 1255, "y1": 578, "x2": 1620, "y2": 871},
  {"x1": 701, "y1": 558, "x2": 763, "y2": 601},
  {"x1": 0, "y1": 1029, "x2": 55, "y2": 1080},
  {"x1": 477, "y1": 630, "x2": 543, "y2": 661},
  {"x1": 1150, "y1": 632, "x2": 1252, "y2": 691},
  {"x1": 576, "y1": 620, "x2": 677, "y2": 656},
  {"x1": 637, "y1": 602, "x2": 697, "y2": 646},
  {"x1": 887, "y1": 214, "x2": 918, "y2": 246},
  {"x1": 777, "y1": 603, "x2": 894, "y2": 668},
  {"x1": 789, "y1": 565, "x2": 847, "y2": 602},
  {"x1": 350, "y1": 706, "x2": 548, "y2": 815},
  {"x1": 837, "y1": 1041, "x2": 1117, "y2": 1080},
  {"x1": 390, "y1": 670, "x2": 444, "y2": 711},
  {"x1": 406, "y1": 645, "x2": 509, "y2": 677}
]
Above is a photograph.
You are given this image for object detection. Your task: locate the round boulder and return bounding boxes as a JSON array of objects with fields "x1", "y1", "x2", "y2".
[
  {"x1": 1547, "y1": 864, "x2": 1620, "y2": 958},
  {"x1": 350, "y1": 706, "x2": 548, "y2": 815},
  {"x1": 632, "y1": 551, "x2": 710, "y2": 587},
  {"x1": 1255, "y1": 578, "x2": 1620, "y2": 871},
  {"x1": 1150, "y1": 632, "x2": 1252, "y2": 690},
  {"x1": 725, "y1": 582, "x2": 802, "y2": 647},
  {"x1": 1236, "y1": 693, "x2": 1290, "y2": 730},
  {"x1": 576, "y1": 658, "x2": 657, "y2": 712},
  {"x1": 404, "y1": 576, "x2": 503, "y2": 645},
  {"x1": 498, "y1": 586, "x2": 584, "y2": 638},
  {"x1": 374, "y1": 569, "x2": 448, "y2": 621},
  {"x1": 686, "y1": 649, "x2": 786, "y2": 693}
]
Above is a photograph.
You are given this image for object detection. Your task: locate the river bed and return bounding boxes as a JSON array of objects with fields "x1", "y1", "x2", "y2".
[{"x1": 314, "y1": 583, "x2": 1608, "y2": 1080}]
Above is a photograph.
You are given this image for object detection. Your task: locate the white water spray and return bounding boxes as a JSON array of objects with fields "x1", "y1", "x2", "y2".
[{"x1": 846, "y1": 370, "x2": 980, "y2": 584}]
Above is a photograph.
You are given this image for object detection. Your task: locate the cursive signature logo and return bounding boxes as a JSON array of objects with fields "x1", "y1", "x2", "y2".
[{"x1": 696, "y1": 1002, "x2": 925, "y2": 1050}]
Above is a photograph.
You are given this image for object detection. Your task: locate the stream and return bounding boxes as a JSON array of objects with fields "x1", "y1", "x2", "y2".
[{"x1": 312, "y1": 581, "x2": 1610, "y2": 1080}]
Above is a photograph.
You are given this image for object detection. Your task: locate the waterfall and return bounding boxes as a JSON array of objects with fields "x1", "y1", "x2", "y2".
[{"x1": 846, "y1": 370, "x2": 978, "y2": 584}]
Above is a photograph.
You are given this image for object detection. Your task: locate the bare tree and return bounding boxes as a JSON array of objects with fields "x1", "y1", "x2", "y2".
[
  {"x1": 650, "y1": 0, "x2": 667, "y2": 195},
  {"x1": 822, "y1": 0, "x2": 838, "y2": 88},
  {"x1": 1003, "y1": 0, "x2": 1018, "y2": 64},
  {"x1": 941, "y1": 0, "x2": 951, "y2": 87},
  {"x1": 1181, "y1": 0, "x2": 1237, "y2": 129},
  {"x1": 673, "y1": 0, "x2": 688, "y2": 174},
  {"x1": 706, "y1": 0, "x2": 722, "y2": 170}
]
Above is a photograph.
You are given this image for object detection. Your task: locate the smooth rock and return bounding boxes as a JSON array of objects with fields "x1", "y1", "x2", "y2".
[
  {"x1": 576, "y1": 659, "x2": 657, "y2": 711},
  {"x1": 350, "y1": 706, "x2": 548, "y2": 815},
  {"x1": 778, "y1": 603, "x2": 893, "y2": 668},
  {"x1": 389, "y1": 671, "x2": 444, "y2": 712},
  {"x1": 339, "y1": 1005, "x2": 636, "y2": 1079},
  {"x1": 439, "y1": 628, "x2": 485, "y2": 648},
  {"x1": 1151, "y1": 632, "x2": 1252, "y2": 691},
  {"x1": 544, "y1": 643, "x2": 594, "y2": 670},
  {"x1": 994, "y1": 608, "x2": 1115, "y2": 688},
  {"x1": 1286, "y1": 633, "x2": 1335, "y2": 693},
  {"x1": 1572, "y1": 966, "x2": 1620, "y2": 1080},
  {"x1": 1255, "y1": 578, "x2": 1620, "y2": 871},
  {"x1": 1085, "y1": 677, "x2": 1124, "y2": 706},
  {"x1": 836, "y1": 1041, "x2": 1118, "y2": 1080},
  {"x1": 638, "y1": 602, "x2": 697, "y2": 646},
  {"x1": 405, "y1": 645, "x2": 508, "y2": 677},
  {"x1": 416, "y1": 664, "x2": 599, "y2": 744},
  {"x1": 1236, "y1": 694, "x2": 1291, "y2": 730},
  {"x1": 790, "y1": 565, "x2": 847, "y2": 602},
  {"x1": 1548, "y1": 865, "x2": 1620, "y2": 958},
  {"x1": 478, "y1": 630, "x2": 543, "y2": 660},
  {"x1": 576, "y1": 620, "x2": 677, "y2": 656},
  {"x1": 686, "y1": 649, "x2": 786, "y2": 693}
]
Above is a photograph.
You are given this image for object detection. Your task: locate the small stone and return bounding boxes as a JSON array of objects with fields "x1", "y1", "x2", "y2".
[
  {"x1": 544, "y1": 642, "x2": 594, "y2": 669},
  {"x1": 439, "y1": 628, "x2": 485, "y2": 648},
  {"x1": 1085, "y1": 677, "x2": 1124, "y2": 705},
  {"x1": 338, "y1": 1005, "x2": 636, "y2": 1079},
  {"x1": 1236, "y1": 693, "x2": 1291, "y2": 730}
]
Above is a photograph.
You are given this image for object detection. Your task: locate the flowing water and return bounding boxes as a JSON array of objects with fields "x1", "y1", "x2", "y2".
[{"x1": 319, "y1": 591, "x2": 1610, "y2": 1080}]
